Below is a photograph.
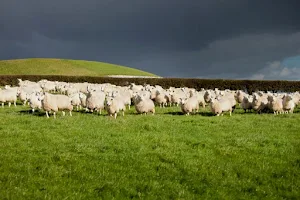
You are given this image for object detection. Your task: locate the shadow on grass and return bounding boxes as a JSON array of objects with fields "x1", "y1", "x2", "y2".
[
  {"x1": 165, "y1": 111, "x2": 215, "y2": 117},
  {"x1": 19, "y1": 109, "x2": 45, "y2": 117}
]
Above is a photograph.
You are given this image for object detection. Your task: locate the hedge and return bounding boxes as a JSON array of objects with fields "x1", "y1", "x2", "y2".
[{"x1": 1, "y1": 75, "x2": 300, "y2": 94}]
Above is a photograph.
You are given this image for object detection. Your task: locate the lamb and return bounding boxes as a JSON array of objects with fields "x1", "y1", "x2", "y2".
[
  {"x1": 282, "y1": 94, "x2": 295, "y2": 114},
  {"x1": 135, "y1": 94, "x2": 155, "y2": 115},
  {"x1": 180, "y1": 96, "x2": 199, "y2": 115},
  {"x1": 39, "y1": 92, "x2": 73, "y2": 118},
  {"x1": 105, "y1": 97, "x2": 126, "y2": 119},
  {"x1": 210, "y1": 97, "x2": 233, "y2": 116}
]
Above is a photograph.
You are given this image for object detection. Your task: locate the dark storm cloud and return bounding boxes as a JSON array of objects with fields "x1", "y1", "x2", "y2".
[{"x1": 1, "y1": 0, "x2": 300, "y2": 78}]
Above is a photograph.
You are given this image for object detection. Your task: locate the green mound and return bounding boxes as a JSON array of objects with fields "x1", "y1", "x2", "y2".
[{"x1": 0, "y1": 58, "x2": 158, "y2": 77}]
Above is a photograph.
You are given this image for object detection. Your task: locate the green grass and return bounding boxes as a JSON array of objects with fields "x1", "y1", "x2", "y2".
[
  {"x1": 0, "y1": 105, "x2": 299, "y2": 199},
  {"x1": 0, "y1": 58, "x2": 157, "y2": 77}
]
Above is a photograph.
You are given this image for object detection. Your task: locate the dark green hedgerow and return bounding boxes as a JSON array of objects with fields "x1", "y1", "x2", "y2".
[{"x1": 1, "y1": 75, "x2": 300, "y2": 93}]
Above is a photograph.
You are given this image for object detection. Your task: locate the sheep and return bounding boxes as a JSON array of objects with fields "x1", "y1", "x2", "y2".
[
  {"x1": 18, "y1": 86, "x2": 40, "y2": 106},
  {"x1": 252, "y1": 93, "x2": 268, "y2": 114},
  {"x1": 267, "y1": 95, "x2": 283, "y2": 115},
  {"x1": 39, "y1": 92, "x2": 73, "y2": 118},
  {"x1": 66, "y1": 85, "x2": 78, "y2": 96},
  {"x1": 135, "y1": 94, "x2": 155, "y2": 115},
  {"x1": 170, "y1": 89, "x2": 187, "y2": 107},
  {"x1": 180, "y1": 96, "x2": 199, "y2": 116},
  {"x1": 210, "y1": 97, "x2": 233, "y2": 116},
  {"x1": 154, "y1": 90, "x2": 168, "y2": 108},
  {"x1": 79, "y1": 92, "x2": 87, "y2": 109},
  {"x1": 40, "y1": 81, "x2": 57, "y2": 92},
  {"x1": 282, "y1": 94, "x2": 295, "y2": 114},
  {"x1": 132, "y1": 90, "x2": 151, "y2": 105},
  {"x1": 204, "y1": 90, "x2": 216, "y2": 103},
  {"x1": 69, "y1": 92, "x2": 82, "y2": 111},
  {"x1": 241, "y1": 95, "x2": 253, "y2": 112},
  {"x1": 194, "y1": 91, "x2": 206, "y2": 108},
  {"x1": 26, "y1": 92, "x2": 42, "y2": 113},
  {"x1": 105, "y1": 97, "x2": 126, "y2": 119},
  {"x1": 111, "y1": 89, "x2": 132, "y2": 110},
  {"x1": 235, "y1": 90, "x2": 246, "y2": 104},
  {"x1": 0, "y1": 89, "x2": 19, "y2": 107},
  {"x1": 86, "y1": 90, "x2": 106, "y2": 114}
]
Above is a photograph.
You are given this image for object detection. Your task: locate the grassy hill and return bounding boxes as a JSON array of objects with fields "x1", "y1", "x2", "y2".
[{"x1": 0, "y1": 58, "x2": 158, "y2": 77}]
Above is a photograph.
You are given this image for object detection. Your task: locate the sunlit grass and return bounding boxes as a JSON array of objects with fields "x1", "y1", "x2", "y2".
[
  {"x1": 0, "y1": 58, "x2": 157, "y2": 77},
  {"x1": 0, "y1": 105, "x2": 299, "y2": 199}
]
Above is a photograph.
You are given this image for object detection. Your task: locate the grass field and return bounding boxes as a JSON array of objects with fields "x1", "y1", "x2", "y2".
[
  {"x1": 0, "y1": 58, "x2": 157, "y2": 77},
  {"x1": 0, "y1": 104, "x2": 300, "y2": 199}
]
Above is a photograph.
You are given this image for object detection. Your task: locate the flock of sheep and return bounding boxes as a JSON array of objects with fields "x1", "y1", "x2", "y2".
[{"x1": 0, "y1": 78, "x2": 299, "y2": 118}]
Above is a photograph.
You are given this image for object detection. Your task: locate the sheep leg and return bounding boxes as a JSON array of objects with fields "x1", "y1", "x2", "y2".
[
  {"x1": 46, "y1": 111, "x2": 49, "y2": 118},
  {"x1": 114, "y1": 113, "x2": 117, "y2": 119},
  {"x1": 128, "y1": 105, "x2": 130, "y2": 110},
  {"x1": 62, "y1": 111, "x2": 65, "y2": 116},
  {"x1": 69, "y1": 111, "x2": 72, "y2": 116},
  {"x1": 8, "y1": 102, "x2": 11, "y2": 107},
  {"x1": 99, "y1": 109, "x2": 102, "y2": 115},
  {"x1": 122, "y1": 111, "x2": 125, "y2": 116},
  {"x1": 76, "y1": 105, "x2": 79, "y2": 111},
  {"x1": 32, "y1": 108, "x2": 35, "y2": 113},
  {"x1": 53, "y1": 112, "x2": 56, "y2": 119},
  {"x1": 14, "y1": 101, "x2": 17, "y2": 107},
  {"x1": 1, "y1": 103, "x2": 4, "y2": 108},
  {"x1": 229, "y1": 111, "x2": 232, "y2": 116}
]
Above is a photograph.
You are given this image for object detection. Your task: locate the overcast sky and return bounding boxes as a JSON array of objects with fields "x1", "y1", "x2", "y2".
[{"x1": 1, "y1": 0, "x2": 300, "y2": 79}]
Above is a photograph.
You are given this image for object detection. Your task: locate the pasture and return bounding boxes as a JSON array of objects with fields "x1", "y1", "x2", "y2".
[
  {"x1": 0, "y1": 104, "x2": 299, "y2": 199},
  {"x1": 0, "y1": 59, "x2": 157, "y2": 77}
]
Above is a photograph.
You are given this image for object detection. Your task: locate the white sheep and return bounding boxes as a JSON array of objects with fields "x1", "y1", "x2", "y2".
[
  {"x1": 180, "y1": 96, "x2": 199, "y2": 115},
  {"x1": 135, "y1": 94, "x2": 155, "y2": 115},
  {"x1": 241, "y1": 95, "x2": 253, "y2": 112},
  {"x1": 210, "y1": 97, "x2": 233, "y2": 116},
  {"x1": 154, "y1": 90, "x2": 168, "y2": 108},
  {"x1": 39, "y1": 92, "x2": 73, "y2": 118},
  {"x1": 26, "y1": 92, "x2": 42, "y2": 113},
  {"x1": 69, "y1": 92, "x2": 82, "y2": 111},
  {"x1": 252, "y1": 93, "x2": 268, "y2": 114},
  {"x1": 282, "y1": 94, "x2": 295, "y2": 114},
  {"x1": 0, "y1": 88, "x2": 19, "y2": 107},
  {"x1": 79, "y1": 92, "x2": 87, "y2": 109},
  {"x1": 86, "y1": 90, "x2": 106, "y2": 114},
  {"x1": 105, "y1": 97, "x2": 126, "y2": 119},
  {"x1": 267, "y1": 95, "x2": 283, "y2": 115}
]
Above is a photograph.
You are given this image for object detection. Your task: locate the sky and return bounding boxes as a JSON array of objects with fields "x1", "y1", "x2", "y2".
[{"x1": 1, "y1": 0, "x2": 300, "y2": 79}]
